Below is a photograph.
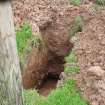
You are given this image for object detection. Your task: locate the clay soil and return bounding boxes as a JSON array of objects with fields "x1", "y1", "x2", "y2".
[{"x1": 38, "y1": 78, "x2": 58, "y2": 96}]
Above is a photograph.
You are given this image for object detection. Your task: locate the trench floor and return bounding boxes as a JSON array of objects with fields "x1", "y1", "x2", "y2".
[{"x1": 38, "y1": 78, "x2": 58, "y2": 96}]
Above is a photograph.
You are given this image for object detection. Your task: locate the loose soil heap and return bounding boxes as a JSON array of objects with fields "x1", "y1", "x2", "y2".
[
  {"x1": 12, "y1": 0, "x2": 69, "y2": 34},
  {"x1": 74, "y1": 8, "x2": 105, "y2": 105}
]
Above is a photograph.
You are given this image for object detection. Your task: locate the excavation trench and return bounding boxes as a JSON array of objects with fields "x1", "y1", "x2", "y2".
[{"x1": 36, "y1": 55, "x2": 65, "y2": 96}]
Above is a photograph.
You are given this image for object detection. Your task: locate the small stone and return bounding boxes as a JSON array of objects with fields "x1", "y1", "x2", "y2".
[{"x1": 87, "y1": 66, "x2": 105, "y2": 78}]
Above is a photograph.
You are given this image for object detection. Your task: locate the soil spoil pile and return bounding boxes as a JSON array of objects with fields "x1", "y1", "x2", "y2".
[{"x1": 74, "y1": 8, "x2": 105, "y2": 105}]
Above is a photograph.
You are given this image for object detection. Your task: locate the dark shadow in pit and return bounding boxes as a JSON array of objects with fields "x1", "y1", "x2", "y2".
[{"x1": 37, "y1": 74, "x2": 60, "y2": 96}]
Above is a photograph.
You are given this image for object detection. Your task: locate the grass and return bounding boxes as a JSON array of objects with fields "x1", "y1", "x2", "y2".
[
  {"x1": 23, "y1": 80, "x2": 88, "y2": 105},
  {"x1": 16, "y1": 23, "x2": 32, "y2": 56},
  {"x1": 95, "y1": 0, "x2": 105, "y2": 6},
  {"x1": 16, "y1": 23, "x2": 42, "y2": 70},
  {"x1": 65, "y1": 51, "x2": 80, "y2": 73},
  {"x1": 16, "y1": 23, "x2": 33, "y2": 69},
  {"x1": 44, "y1": 80, "x2": 88, "y2": 105},
  {"x1": 69, "y1": 0, "x2": 81, "y2": 6},
  {"x1": 69, "y1": 16, "x2": 83, "y2": 37},
  {"x1": 65, "y1": 51, "x2": 76, "y2": 63},
  {"x1": 65, "y1": 65, "x2": 80, "y2": 73},
  {"x1": 23, "y1": 90, "x2": 45, "y2": 105},
  {"x1": 67, "y1": 16, "x2": 83, "y2": 73}
]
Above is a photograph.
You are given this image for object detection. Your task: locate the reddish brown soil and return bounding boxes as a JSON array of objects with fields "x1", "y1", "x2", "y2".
[
  {"x1": 74, "y1": 8, "x2": 105, "y2": 105},
  {"x1": 38, "y1": 78, "x2": 58, "y2": 96},
  {"x1": 22, "y1": 46, "x2": 48, "y2": 89}
]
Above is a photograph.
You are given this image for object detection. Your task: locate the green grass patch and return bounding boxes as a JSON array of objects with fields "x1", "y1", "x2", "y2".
[
  {"x1": 65, "y1": 51, "x2": 80, "y2": 73},
  {"x1": 65, "y1": 51, "x2": 76, "y2": 63},
  {"x1": 69, "y1": 16, "x2": 83, "y2": 37},
  {"x1": 16, "y1": 23, "x2": 32, "y2": 56},
  {"x1": 91, "y1": 0, "x2": 105, "y2": 11},
  {"x1": 16, "y1": 23, "x2": 33, "y2": 69},
  {"x1": 24, "y1": 80, "x2": 88, "y2": 105},
  {"x1": 65, "y1": 65, "x2": 80, "y2": 73},
  {"x1": 69, "y1": 0, "x2": 81, "y2": 6},
  {"x1": 67, "y1": 16, "x2": 83, "y2": 73},
  {"x1": 95, "y1": 0, "x2": 105, "y2": 6},
  {"x1": 23, "y1": 90, "x2": 45, "y2": 105},
  {"x1": 16, "y1": 23, "x2": 42, "y2": 70}
]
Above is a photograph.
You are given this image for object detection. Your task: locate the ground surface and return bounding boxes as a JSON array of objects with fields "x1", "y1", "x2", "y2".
[{"x1": 38, "y1": 78, "x2": 58, "y2": 96}]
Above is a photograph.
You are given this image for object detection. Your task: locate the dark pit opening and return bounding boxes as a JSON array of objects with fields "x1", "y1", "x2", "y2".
[{"x1": 37, "y1": 74, "x2": 60, "y2": 96}]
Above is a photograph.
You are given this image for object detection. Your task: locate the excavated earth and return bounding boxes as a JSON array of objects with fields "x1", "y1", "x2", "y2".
[
  {"x1": 12, "y1": 0, "x2": 70, "y2": 34},
  {"x1": 12, "y1": 0, "x2": 105, "y2": 104},
  {"x1": 74, "y1": 8, "x2": 105, "y2": 105}
]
